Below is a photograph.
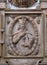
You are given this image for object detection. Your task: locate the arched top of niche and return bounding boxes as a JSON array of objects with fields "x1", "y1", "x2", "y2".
[{"x1": 6, "y1": 0, "x2": 40, "y2": 9}]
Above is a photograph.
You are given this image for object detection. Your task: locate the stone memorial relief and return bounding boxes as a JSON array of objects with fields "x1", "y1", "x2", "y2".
[
  {"x1": 5, "y1": 15, "x2": 43, "y2": 65},
  {"x1": 0, "y1": 0, "x2": 47, "y2": 65},
  {"x1": 5, "y1": 15, "x2": 43, "y2": 57}
]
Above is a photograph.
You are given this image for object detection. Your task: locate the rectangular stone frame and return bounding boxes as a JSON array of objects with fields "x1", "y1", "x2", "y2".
[
  {"x1": 3, "y1": 10, "x2": 45, "y2": 59},
  {"x1": 0, "y1": 12, "x2": 5, "y2": 58},
  {"x1": 0, "y1": 14, "x2": 1, "y2": 57},
  {"x1": 45, "y1": 10, "x2": 47, "y2": 57}
]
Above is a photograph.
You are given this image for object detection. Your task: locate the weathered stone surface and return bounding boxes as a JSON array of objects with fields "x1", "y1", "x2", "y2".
[
  {"x1": 41, "y1": 2, "x2": 47, "y2": 9},
  {"x1": 0, "y1": 3, "x2": 6, "y2": 9},
  {"x1": 41, "y1": 0, "x2": 47, "y2": 2},
  {"x1": 39, "y1": 62, "x2": 47, "y2": 65},
  {"x1": 5, "y1": 15, "x2": 43, "y2": 57},
  {"x1": 0, "y1": 63, "x2": 8, "y2": 65},
  {"x1": 45, "y1": 18, "x2": 47, "y2": 56},
  {"x1": 8, "y1": 59, "x2": 40, "y2": 65},
  {"x1": 0, "y1": 64, "x2": 7, "y2": 65},
  {"x1": 0, "y1": 44, "x2": 1, "y2": 57},
  {"x1": 0, "y1": 1, "x2": 47, "y2": 65},
  {"x1": 0, "y1": 0, "x2": 6, "y2": 2}
]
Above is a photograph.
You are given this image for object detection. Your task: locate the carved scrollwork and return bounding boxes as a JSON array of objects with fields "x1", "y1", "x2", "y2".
[
  {"x1": 7, "y1": 16, "x2": 39, "y2": 56},
  {"x1": 8, "y1": 0, "x2": 37, "y2": 8}
]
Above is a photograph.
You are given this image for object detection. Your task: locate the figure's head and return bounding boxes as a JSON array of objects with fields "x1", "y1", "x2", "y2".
[{"x1": 19, "y1": 17, "x2": 26, "y2": 30}]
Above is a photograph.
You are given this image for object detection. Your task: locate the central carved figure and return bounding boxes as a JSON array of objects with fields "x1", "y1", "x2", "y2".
[{"x1": 13, "y1": 17, "x2": 35, "y2": 56}]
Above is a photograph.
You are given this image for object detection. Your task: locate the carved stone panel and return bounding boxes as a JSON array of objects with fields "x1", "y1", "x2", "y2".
[
  {"x1": 4, "y1": 12, "x2": 44, "y2": 58},
  {"x1": 0, "y1": 0, "x2": 47, "y2": 65}
]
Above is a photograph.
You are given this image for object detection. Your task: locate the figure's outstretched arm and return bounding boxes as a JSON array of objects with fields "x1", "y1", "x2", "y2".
[
  {"x1": 13, "y1": 32, "x2": 26, "y2": 44},
  {"x1": 12, "y1": 30, "x2": 22, "y2": 36}
]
